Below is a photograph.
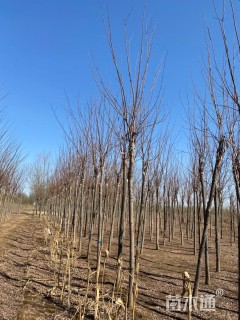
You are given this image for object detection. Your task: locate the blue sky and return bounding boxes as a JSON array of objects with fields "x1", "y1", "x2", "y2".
[{"x1": 0, "y1": 0, "x2": 235, "y2": 166}]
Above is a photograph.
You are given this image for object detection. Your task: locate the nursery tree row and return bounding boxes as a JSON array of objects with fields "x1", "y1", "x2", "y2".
[{"x1": 30, "y1": 3, "x2": 240, "y2": 318}]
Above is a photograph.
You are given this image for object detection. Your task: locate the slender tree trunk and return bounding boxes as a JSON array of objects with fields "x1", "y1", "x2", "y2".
[
  {"x1": 128, "y1": 139, "x2": 135, "y2": 309},
  {"x1": 238, "y1": 200, "x2": 240, "y2": 320},
  {"x1": 231, "y1": 154, "x2": 240, "y2": 320},
  {"x1": 163, "y1": 189, "x2": 167, "y2": 246},
  {"x1": 95, "y1": 160, "x2": 104, "y2": 320},
  {"x1": 116, "y1": 153, "x2": 127, "y2": 292},
  {"x1": 156, "y1": 187, "x2": 160, "y2": 249},
  {"x1": 149, "y1": 186, "x2": 153, "y2": 242},
  {"x1": 97, "y1": 161, "x2": 104, "y2": 266},
  {"x1": 140, "y1": 187, "x2": 150, "y2": 253},
  {"x1": 193, "y1": 190, "x2": 196, "y2": 255},
  {"x1": 84, "y1": 186, "x2": 91, "y2": 237},
  {"x1": 186, "y1": 198, "x2": 190, "y2": 241},
  {"x1": 199, "y1": 161, "x2": 210, "y2": 285},
  {"x1": 214, "y1": 187, "x2": 221, "y2": 272},
  {"x1": 118, "y1": 154, "x2": 127, "y2": 260},
  {"x1": 137, "y1": 165, "x2": 146, "y2": 250},
  {"x1": 193, "y1": 138, "x2": 225, "y2": 297},
  {"x1": 168, "y1": 191, "x2": 171, "y2": 242},
  {"x1": 197, "y1": 194, "x2": 201, "y2": 247},
  {"x1": 108, "y1": 174, "x2": 120, "y2": 252},
  {"x1": 78, "y1": 179, "x2": 85, "y2": 254},
  {"x1": 87, "y1": 172, "x2": 98, "y2": 260}
]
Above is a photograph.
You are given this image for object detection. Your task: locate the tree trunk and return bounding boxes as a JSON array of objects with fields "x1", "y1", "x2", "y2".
[
  {"x1": 214, "y1": 187, "x2": 221, "y2": 272},
  {"x1": 156, "y1": 187, "x2": 160, "y2": 249},
  {"x1": 137, "y1": 165, "x2": 147, "y2": 250},
  {"x1": 193, "y1": 138, "x2": 225, "y2": 297},
  {"x1": 87, "y1": 171, "x2": 98, "y2": 260},
  {"x1": 97, "y1": 161, "x2": 104, "y2": 267},
  {"x1": 128, "y1": 139, "x2": 135, "y2": 309},
  {"x1": 193, "y1": 190, "x2": 196, "y2": 255},
  {"x1": 108, "y1": 174, "x2": 120, "y2": 253},
  {"x1": 118, "y1": 154, "x2": 127, "y2": 259},
  {"x1": 199, "y1": 159, "x2": 210, "y2": 285}
]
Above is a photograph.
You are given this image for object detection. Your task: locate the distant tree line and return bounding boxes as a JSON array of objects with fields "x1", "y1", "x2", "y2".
[{"x1": 0, "y1": 108, "x2": 23, "y2": 221}]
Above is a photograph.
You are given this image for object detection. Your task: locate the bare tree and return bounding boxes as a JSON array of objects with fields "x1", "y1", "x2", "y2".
[
  {"x1": 94, "y1": 15, "x2": 165, "y2": 308},
  {"x1": 29, "y1": 153, "x2": 52, "y2": 215}
]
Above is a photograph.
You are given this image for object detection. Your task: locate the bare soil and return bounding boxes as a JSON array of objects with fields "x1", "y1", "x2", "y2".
[{"x1": 0, "y1": 212, "x2": 238, "y2": 319}]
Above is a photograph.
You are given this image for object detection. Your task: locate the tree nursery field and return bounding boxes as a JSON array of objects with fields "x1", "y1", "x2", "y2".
[
  {"x1": 0, "y1": 209, "x2": 238, "y2": 320},
  {"x1": 0, "y1": 1, "x2": 240, "y2": 320}
]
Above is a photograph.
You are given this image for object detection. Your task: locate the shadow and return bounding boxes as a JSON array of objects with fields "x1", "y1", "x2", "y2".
[{"x1": 0, "y1": 270, "x2": 24, "y2": 286}]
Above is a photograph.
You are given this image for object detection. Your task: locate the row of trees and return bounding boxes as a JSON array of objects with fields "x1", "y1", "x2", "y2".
[
  {"x1": 30, "y1": 2, "x2": 240, "y2": 318},
  {"x1": 0, "y1": 108, "x2": 23, "y2": 221}
]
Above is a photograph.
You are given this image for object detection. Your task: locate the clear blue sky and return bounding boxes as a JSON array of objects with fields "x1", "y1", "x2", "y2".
[{"x1": 0, "y1": 0, "x2": 235, "y2": 165}]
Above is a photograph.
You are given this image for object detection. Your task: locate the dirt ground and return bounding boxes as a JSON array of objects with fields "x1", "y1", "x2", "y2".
[{"x1": 0, "y1": 212, "x2": 238, "y2": 320}]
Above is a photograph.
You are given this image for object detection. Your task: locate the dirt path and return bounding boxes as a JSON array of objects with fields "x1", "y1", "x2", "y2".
[
  {"x1": 0, "y1": 214, "x2": 28, "y2": 245},
  {"x1": 0, "y1": 213, "x2": 65, "y2": 320},
  {"x1": 0, "y1": 213, "x2": 30, "y2": 319}
]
